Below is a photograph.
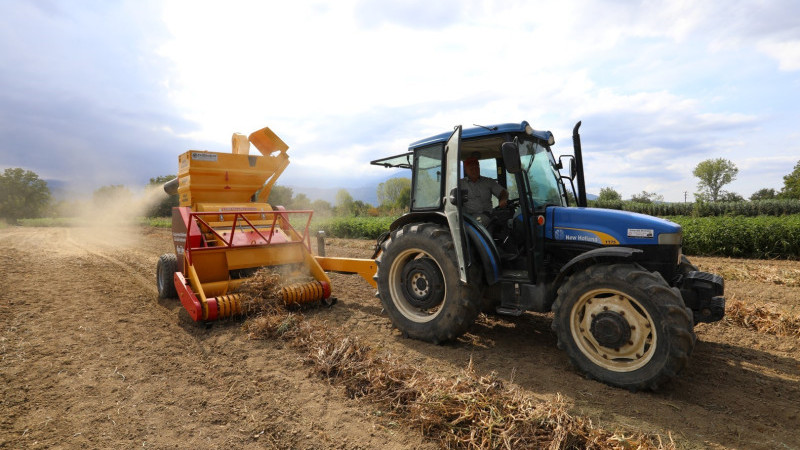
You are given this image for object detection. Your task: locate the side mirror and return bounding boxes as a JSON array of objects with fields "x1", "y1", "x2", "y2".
[
  {"x1": 502, "y1": 142, "x2": 521, "y2": 174},
  {"x1": 559, "y1": 155, "x2": 576, "y2": 180}
]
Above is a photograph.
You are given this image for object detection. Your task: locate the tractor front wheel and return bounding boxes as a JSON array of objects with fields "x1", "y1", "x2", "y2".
[
  {"x1": 157, "y1": 253, "x2": 178, "y2": 299},
  {"x1": 552, "y1": 263, "x2": 695, "y2": 391},
  {"x1": 678, "y1": 255, "x2": 699, "y2": 274},
  {"x1": 376, "y1": 223, "x2": 481, "y2": 344}
]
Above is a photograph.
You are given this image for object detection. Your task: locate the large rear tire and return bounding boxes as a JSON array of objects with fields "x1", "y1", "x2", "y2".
[
  {"x1": 376, "y1": 223, "x2": 481, "y2": 344},
  {"x1": 157, "y1": 253, "x2": 178, "y2": 299},
  {"x1": 552, "y1": 263, "x2": 695, "y2": 391}
]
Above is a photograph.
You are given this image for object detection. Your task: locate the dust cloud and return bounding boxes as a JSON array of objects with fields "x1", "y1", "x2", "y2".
[{"x1": 59, "y1": 182, "x2": 174, "y2": 250}]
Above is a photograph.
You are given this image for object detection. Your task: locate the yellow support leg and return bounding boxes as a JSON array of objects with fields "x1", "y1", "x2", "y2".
[{"x1": 315, "y1": 256, "x2": 377, "y2": 288}]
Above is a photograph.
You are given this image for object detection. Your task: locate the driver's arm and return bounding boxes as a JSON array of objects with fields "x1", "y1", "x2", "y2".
[{"x1": 498, "y1": 189, "x2": 508, "y2": 208}]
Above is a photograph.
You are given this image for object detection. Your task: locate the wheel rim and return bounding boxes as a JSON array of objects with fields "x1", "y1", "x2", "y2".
[
  {"x1": 388, "y1": 248, "x2": 446, "y2": 323},
  {"x1": 570, "y1": 288, "x2": 656, "y2": 372}
]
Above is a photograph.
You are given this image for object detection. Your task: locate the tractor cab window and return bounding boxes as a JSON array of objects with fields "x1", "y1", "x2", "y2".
[
  {"x1": 411, "y1": 144, "x2": 444, "y2": 209},
  {"x1": 518, "y1": 139, "x2": 567, "y2": 208}
]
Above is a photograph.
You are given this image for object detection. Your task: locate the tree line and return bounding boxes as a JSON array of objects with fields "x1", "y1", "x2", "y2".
[
  {"x1": 596, "y1": 158, "x2": 800, "y2": 204},
  {"x1": 0, "y1": 168, "x2": 413, "y2": 223},
  {"x1": 2, "y1": 157, "x2": 799, "y2": 224}
]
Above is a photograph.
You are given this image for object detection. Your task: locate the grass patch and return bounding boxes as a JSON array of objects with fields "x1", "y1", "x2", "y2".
[
  {"x1": 10, "y1": 216, "x2": 172, "y2": 228},
  {"x1": 238, "y1": 268, "x2": 672, "y2": 449},
  {"x1": 141, "y1": 216, "x2": 171, "y2": 228},
  {"x1": 17, "y1": 217, "x2": 81, "y2": 227},
  {"x1": 314, "y1": 216, "x2": 395, "y2": 239}
]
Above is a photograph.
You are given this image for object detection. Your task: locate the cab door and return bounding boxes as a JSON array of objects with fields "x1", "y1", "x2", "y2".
[{"x1": 443, "y1": 126, "x2": 468, "y2": 283}]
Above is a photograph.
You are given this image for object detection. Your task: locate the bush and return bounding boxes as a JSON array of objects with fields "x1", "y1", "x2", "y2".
[
  {"x1": 315, "y1": 216, "x2": 396, "y2": 239},
  {"x1": 0, "y1": 168, "x2": 51, "y2": 223}
]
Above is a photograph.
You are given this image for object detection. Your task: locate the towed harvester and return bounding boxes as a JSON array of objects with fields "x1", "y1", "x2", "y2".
[{"x1": 156, "y1": 127, "x2": 375, "y2": 321}]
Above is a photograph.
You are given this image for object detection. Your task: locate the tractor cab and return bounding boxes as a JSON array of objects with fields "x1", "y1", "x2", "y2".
[{"x1": 371, "y1": 122, "x2": 571, "y2": 283}]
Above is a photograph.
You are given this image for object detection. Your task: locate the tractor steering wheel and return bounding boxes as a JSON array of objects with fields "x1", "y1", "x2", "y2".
[{"x1": 494, "y1": 197, "x2": 519, "y2": 213}]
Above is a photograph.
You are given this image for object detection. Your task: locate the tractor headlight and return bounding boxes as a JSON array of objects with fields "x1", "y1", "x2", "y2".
[{"x1": 658, "y1": 232, "x2": 682, "y2": 245}]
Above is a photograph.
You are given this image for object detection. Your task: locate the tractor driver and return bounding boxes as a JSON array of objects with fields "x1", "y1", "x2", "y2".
[{"x1": 459, "y1": 157, "x2": 508, "y2": 226}]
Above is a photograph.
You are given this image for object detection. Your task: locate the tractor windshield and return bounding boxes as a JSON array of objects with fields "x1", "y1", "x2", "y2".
[{"x1": 517, "y1": 139, "x2": 566, "y2": 208}]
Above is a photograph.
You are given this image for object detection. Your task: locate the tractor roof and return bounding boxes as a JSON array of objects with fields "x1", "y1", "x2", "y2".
[{"x1": 408, "y1": 121, "x2": 554, "y2": 150}]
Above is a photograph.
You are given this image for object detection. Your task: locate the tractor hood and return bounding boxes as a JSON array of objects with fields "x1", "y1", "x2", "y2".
[{"x1": 544, "y1": 207, "x2": 682, "y2": 246}]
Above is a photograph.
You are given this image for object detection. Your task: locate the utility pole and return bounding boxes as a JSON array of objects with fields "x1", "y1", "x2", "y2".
[{"x1": 684, "y1": 191, "x2": 688, "y2": 203}]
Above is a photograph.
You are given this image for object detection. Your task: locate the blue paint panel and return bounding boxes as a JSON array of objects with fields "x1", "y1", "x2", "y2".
[
  {"x1": 546, "y1": 207, "x2": 681, "y2": 246},
  {"x1": 409, "y1": 121, "x2": 553, "y2": 150}
]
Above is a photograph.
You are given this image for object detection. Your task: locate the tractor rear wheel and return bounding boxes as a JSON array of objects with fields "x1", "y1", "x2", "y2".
[
  {"x1": 376, "y1": 223, "x2": 481, "y2": 344},
  {"x1": 157, "y1": 253, "x2": 178, "y2": 299},
  {"x1": 552, "y1": 263, "x2": 695, "y2": 391}
]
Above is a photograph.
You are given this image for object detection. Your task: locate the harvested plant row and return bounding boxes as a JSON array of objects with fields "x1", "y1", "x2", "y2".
[
  {"x1": 239, "y1": 270, "x2": 672, "y2": 450},
  {"x1": 724, "y1": 300, "x2": 800, "y2": 338}
]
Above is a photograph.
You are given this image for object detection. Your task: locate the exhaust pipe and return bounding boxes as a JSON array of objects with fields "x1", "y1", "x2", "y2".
[{"x1": 572, "y1": 121, "x2": 587, "y2": 207}]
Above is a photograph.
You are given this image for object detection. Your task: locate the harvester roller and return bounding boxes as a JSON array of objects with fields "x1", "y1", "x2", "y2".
[
  {"x1": 214, "y1": 294, "x2": 243, "y2": 318},
  {"x1": 280, "y1": 281, "x2": 331, "y2": 306}
]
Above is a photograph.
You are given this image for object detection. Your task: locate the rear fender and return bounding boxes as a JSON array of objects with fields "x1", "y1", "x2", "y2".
[
  {"x1": 388, "y1": 212, "x2": 448, "y2": 231},
  {"x1": 387, "y1": 212, "x2": 500, "y2": 285},
  {"x1": 463, "y1": 215, "x2": 501, "y2": 285}
]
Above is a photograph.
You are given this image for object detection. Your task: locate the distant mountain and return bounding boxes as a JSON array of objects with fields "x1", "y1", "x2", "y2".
[
  {"x1": 290, "y1": 181, "x2": 597, "y2": 206},
  {"x1": 290, "y1": 172, "x2": 409, "y2": 206},
  {"x1": 44, "y1": 179, "x2": 74, "y2": 201},
  {"x1": 290, "y1": 185, "x2": 379, "y2": 206}
]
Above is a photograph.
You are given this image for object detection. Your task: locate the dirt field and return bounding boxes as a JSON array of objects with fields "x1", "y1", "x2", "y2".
[{"x1": 1, "y1": 226, "x2": 798, "y2": 449}]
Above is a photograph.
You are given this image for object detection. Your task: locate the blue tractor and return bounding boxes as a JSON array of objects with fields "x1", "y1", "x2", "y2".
[{"x1": 370, "y1": 121, "x2": 725, "y2": 391}]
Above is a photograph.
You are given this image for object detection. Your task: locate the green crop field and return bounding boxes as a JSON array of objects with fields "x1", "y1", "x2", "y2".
[
  {"x1": 592, "y1": 199, "x2": 800, "y2": 217},
  {"x1": 16, "y1": 211, "x2": 800, "y2": 260},
  {"x1": 313, "y1": 214, "x2": 800, "y2": 260},
  {"x1": 670, "y1": 214, "x2": 800, "y2": 259}
]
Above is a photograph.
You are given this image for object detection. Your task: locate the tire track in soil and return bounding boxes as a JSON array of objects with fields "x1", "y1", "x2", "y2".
[{"x1": 63, "y1": 228, "x2": 157, "y2": 296}]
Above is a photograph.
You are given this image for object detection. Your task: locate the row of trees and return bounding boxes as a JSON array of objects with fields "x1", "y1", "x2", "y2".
[
  {"x1": 267, "y1": 177, "x2": 411, "y2": 217},
  {"x1": 689, "y1": 158, "x2": 799, "y2": 202},
  {"x1": 597, "y1": 158, "x2": 800, "y2": 204},
  {"x1": 3, "y1": 156, "x2": 797, "y2": 223},
  {"x1": 0, "y1": 166, "x2": 413, "y2": 223}
]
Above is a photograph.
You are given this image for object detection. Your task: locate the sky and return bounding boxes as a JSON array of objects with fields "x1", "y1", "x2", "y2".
[{"x1": 1, "y1": 0, "x2": 799, "y2": 202}]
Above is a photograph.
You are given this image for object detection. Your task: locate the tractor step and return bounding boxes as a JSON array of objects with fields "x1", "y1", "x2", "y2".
[{"x1": 495, "y1": 306, "x2": 525, "y2": 316}]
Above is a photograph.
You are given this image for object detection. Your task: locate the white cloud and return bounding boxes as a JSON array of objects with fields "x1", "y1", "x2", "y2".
[
  {"x1": 2, "y1": 0, "x2": 798, "y2": 202},
  {"x1": 757, "y1": 40, "x2": 800, "y2": 71}
]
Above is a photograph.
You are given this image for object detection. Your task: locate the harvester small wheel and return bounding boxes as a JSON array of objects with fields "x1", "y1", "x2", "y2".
[
  {"x1": 552, "y1": 263, "x2": 695, "y2": 391},
  {"x1": 157, "y1": 253, "x2": 178, "y2": 299},
  {"x1": 376, "y1": 223, "x2": 481, "y2": 344}
]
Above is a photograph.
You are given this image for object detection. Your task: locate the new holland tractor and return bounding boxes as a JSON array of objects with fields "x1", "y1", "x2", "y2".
[{"x1": 370, "y1": 121, "x2": 725, "y2": 391}]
